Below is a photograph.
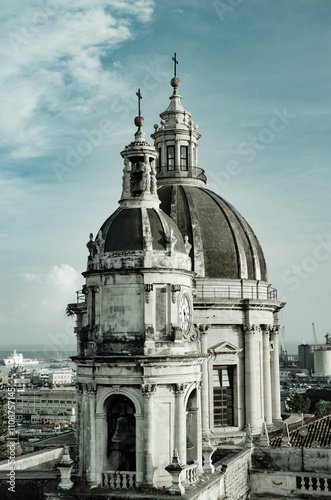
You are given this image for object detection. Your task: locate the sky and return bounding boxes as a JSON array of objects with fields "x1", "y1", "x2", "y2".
[{"x1": 0, "y1": 0, "x2": 330, "y2": 354}]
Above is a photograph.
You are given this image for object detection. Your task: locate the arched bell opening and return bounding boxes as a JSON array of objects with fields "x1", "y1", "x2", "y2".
[
  {"x1": 106, "y1": 395, "x2": 136, "y2": 472},
  {"x1": 186, "y1": 389, "x2": 198, "y2": 464}
]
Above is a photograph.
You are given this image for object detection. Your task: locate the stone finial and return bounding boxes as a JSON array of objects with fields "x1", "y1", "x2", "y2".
[
  {"x1": 245, "y1": 423, "x2": 253, "y2": 448},
  {"x1": 121, "y1": 158, "x2": 131, "y2": 199},
  {"x1": 281, "y1": 423, "x2": 291, "y2": 448},
  {"x1": 260, "y1": 421, "x2": 270, "y2": 447},
  {"x1": 150, "y1": 159, "x2": 157, "y2": 195},
  {"x1": 165, "y1": 449, "x2": 185, "y2": 495},
  {"x1": 184, "y1": 235, "x2": 192, "y2": 256},
  {"x1": 86, "y1": 233, "x2": 94, "y2": 257},
  {"x1": 166, "y1": 228, "x2": 177, "y2": 255},
  {"x1": 57, "y1": 446, "x2": 74, "y2": 490},
  {"x1": 95, "y1": 230, "x2": 105, "y2": 254},
  {"x1": 143, "y1": 225, "x2": 153, "y2": 252}
]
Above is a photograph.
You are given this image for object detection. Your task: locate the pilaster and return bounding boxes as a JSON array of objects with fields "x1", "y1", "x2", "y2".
[
  {"x1": 173, "y1": 383, "x2": 187, "y2": 465},
  {"x1": 142, "y1": 383, "x2": 157, "y2": 485},
  {"x1": 270, "y1": 326, "x2": 282, "y2": 423},
  {"x1": 262, "y1": 324, "x2": 273, "y2": 426}
]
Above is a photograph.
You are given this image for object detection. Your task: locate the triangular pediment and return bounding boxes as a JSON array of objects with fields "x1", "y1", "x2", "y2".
[{"x1": 208, "y1": 341, "x2": 242, "y2": 355}]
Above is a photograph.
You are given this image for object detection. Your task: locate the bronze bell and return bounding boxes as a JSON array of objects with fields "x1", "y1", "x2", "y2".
[
  {"x1": 112, "y1": 414, "x2": 134, "y2": 444},
  {"x1": 186, "y1": 434, "x2": 194, "y2": 450}
]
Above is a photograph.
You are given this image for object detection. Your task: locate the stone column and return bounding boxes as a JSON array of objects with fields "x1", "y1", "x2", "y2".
[
  {"x1": 196, "y1": 381, "x2": 203, "y2": 474},
  {"x1": 76, "y1": 383, "x2": 84, "y2": 477},
  {"x1": 86, "y1": 383, "x2": 97, "y2": 486},
  {"x1": 135, "y1": 414, "x2": 144, "y2": 487},
  {"x1": 174, "y1": 383, "x2": 186, "y2": 465},
  {"x1": 142, "y1": 384, "x2": 156, "y2": 485},
  {"x1": 270, "y1": 326, "x2": 282, "y2": 423},
  {"x1": 244, "y1": 325, "x2": 260, "y2": 433},
  {"x1": 175, "y1": 138, "x2": 181, "y2": 172},
  {"x1": 262, "y1": 325, "x2": 273, "y2": 426},
  {"x1": 199, "y1": 325, "x2": 215, "y2": 474},
  {"x1": 189, "y1": 140, "x2": 194, "y2": 171},
  {"x1": 95, "y1": 412, "x2": 106, "y2": 479},
  {"x1": 200, "y1": 326, "x2": 210, "y2": 438},
  {"x1": 161, "y1": 140, "x2": 166, "y2": 171}
]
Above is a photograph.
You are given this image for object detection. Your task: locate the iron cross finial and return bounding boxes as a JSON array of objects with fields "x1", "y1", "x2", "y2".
[
  {"x1": 136, "y1": 88, "x2": 142, "y2": 116},
  {"x1": 172, "y1": 53, "x2": 178, "y2": 78}
]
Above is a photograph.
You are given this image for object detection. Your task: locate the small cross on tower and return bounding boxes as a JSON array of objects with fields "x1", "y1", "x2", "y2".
[
  {"x1": 172, "y1": 53, "x2": 178, "y2": 78},
  {"x1": 136, "y1": 88, "x2": 142, "y2": 116}
]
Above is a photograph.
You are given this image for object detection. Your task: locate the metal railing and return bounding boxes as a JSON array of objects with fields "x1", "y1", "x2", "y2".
[
  {"x1": 195, "y1": 283, "x2": 277, "y2": 301},
  {"x1": 76, "y1": 290, "x2": 87, "y2": 303}
]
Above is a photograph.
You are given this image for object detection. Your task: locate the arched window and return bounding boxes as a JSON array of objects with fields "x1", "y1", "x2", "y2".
[
  {"x1": 186, "y1": 389, "x2": 198, "y2": 464},
  {"x1": 106, "y1": 395, "x2": 136, "y2": 471}
]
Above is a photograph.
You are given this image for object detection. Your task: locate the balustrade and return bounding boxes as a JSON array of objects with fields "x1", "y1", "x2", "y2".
[
  {"x1": 296, "y1": 474, "x2": 331, "y2": 495},
  {"x1": 102, "y1": 471, "x2": 136, "y2": 490},
  {"x1": 182, "y1": 462, "x2": 198, "y2": 485}
]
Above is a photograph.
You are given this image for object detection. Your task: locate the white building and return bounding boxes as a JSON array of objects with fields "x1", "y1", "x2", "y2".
[
  {"x1": 67, "y1": 70, "x2": 285, "y2": 493},
  {"x1": 49, "y1": 369, "x2": 74, "y2": 387}
]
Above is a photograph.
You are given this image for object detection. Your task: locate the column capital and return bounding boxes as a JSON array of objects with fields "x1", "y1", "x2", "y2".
[
  {"x1": 141, "y1": 383, "x2": 157, "y2": 397},
  {"x1": 271, "y1": 325, "x2": 281, "y2": 335},
  {"x1": 243, "y1": 324, "x2": 260, "y2": 335},
  {"x1": 84, "y1": 382, "x2": 97, "y2": 396},
  {"x1": 198, "y1": 324, "x2": 210, "y2": 335},
  {"x1": 173, "y1": 383, "x2": 187, "y2": 395},
  {"x1": 261, "y1": 324, "x2": 273, "y2": 335}
]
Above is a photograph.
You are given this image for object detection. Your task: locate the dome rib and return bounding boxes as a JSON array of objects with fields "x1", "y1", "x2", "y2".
[
  {"x1": 201, "y1": 188, "x2": 247, "y2": 279},
  {"x1": 181, "y1": 186, "x2": 206, "y2": 276},
  {"x1": 219, "y1": 195, "x2": 267, "y2": 281}
]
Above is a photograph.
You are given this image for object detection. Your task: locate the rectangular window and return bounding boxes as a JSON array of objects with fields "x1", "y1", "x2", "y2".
[
  {"x1": 158, "y1": 147, "x2": 162, "y2": 169},
  {"x1": 167, "y1": 146, "x2": 175, "y2": 171},
  {"x1": 213, "y1": 366, "x2": 234, "y2": 426},
  {"x1": 180, "y1": 146, "x2": 188, "y2": 171}
]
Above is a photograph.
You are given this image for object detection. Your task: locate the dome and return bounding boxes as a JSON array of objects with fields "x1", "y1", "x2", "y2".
[
  {"x1": 100, "y1": 206, "x2": 186, "y2": 254},
  {"x1": 158, "y1": 184, "x2": 267, "y2": 281}
]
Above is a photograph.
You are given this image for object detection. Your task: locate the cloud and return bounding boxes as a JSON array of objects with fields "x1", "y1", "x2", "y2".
[
  {"x1": 0, "y1": 265, "x2": 81, "y2": 343},
  {"x1": 0, "y1": 1, "x2": 155, "y2": 159}
]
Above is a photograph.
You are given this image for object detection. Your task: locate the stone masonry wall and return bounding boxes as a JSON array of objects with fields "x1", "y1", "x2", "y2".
[{"x1": 216, "y1": 449, "x2": 251, "y2": 500}]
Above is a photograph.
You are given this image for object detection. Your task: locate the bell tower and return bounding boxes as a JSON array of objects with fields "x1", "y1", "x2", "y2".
[{"x1": 69, "y1": 94, "x2": 205, "y2": 490}]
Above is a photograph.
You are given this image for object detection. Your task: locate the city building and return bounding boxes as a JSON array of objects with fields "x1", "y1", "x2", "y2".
[
  {"x1": 299, "y1": 335, "x2": 331, "y2": 375},
  {"x1": 3, "y1": 388, "x2": 77, "y2": 424}
]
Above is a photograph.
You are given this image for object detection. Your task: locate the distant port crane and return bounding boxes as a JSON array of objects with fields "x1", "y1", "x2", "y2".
[
  {"x1": 312, "y1": 322, "x2": 318, "y2": 344},
  {"x1": 280, "y1": 326, "x2": 288, "y2": 365}
]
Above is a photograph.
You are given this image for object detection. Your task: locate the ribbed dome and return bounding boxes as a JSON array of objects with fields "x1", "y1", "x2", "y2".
[
  {"x1": 100, "y1": 206, "x2": 186, "y2": 254},
  {"x1": 158, "y1": 185, "x2": 267, "y2": 280}
]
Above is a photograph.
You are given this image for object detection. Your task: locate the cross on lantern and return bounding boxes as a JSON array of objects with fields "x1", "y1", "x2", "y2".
[
  {"x1": 172, "y1": 52, "x2": 178, "y2": 78},
  {"x1": 136, "y1": 88, "x2": 142, "y2": 116}
]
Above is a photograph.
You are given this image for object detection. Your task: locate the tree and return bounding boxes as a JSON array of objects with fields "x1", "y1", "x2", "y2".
[
  {"x1": 287, "y1": 393, "x2": 311, "y2": 413},
  {"x1": 0, "y1": 391, "x2": 9, "y2": 461},
  {"x1": 315, "y1": 399, "x2": 331, "y2": 415},
  {"x1": 305, "y1": 389, "x2": 331, "y2": 412}
]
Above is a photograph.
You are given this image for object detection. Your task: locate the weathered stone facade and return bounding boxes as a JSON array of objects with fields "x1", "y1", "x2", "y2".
[{"x1": 65, "y1": 71, "x2": 285, "y2": 495}]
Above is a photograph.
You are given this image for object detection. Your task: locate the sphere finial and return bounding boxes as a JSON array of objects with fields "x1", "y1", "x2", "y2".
[{"x1": 134, "y1": 115, "x2": 145, "y2": 128}]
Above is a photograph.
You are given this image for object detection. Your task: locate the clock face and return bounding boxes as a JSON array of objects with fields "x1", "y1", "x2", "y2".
[{"x1": 179, "y1": 293, "x2": 191, "y2": 335}]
